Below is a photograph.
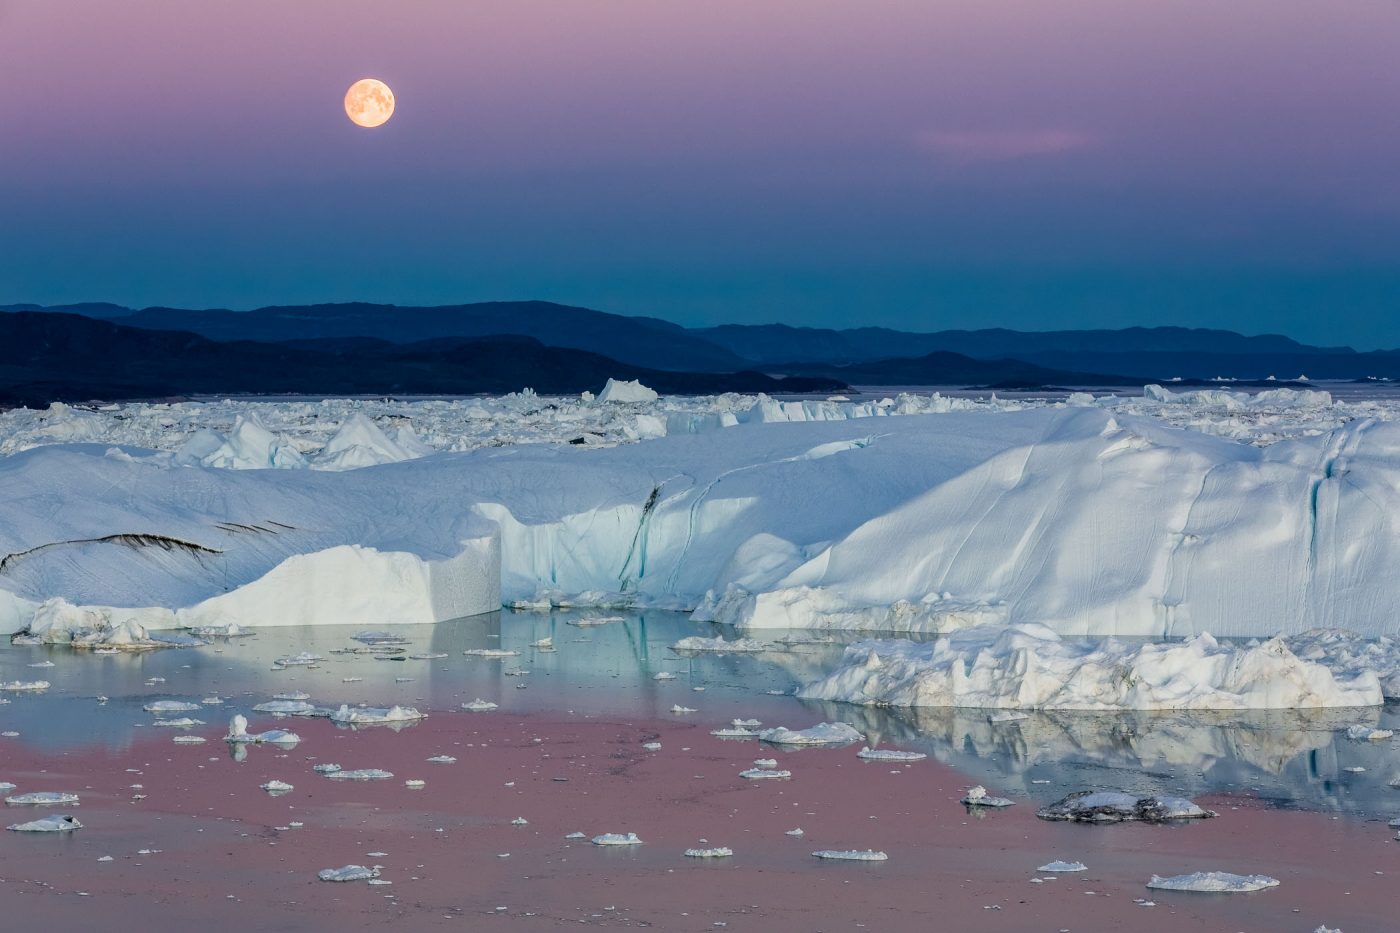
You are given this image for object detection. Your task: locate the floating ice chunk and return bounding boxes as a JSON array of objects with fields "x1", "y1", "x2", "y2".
[
  {"x1": 962, "y1": 786, "x2": 1014, "y2": 808},
  {"x1": 568, "y1": 616, "x2": 624, "y2": 626},
  {"x1": 671, "y1": 635, "x2": 771, "y2": 653},
  {"x1": 759, "y1": 722, "x2": 863, "y2": 746},
  {"x1": 0, "y1": 680, "x2": 50, "y2": 692},
  {"x1": 1037, "y1": 791, "x2": 1216, "y2": 823},
  {"x1": 351, "y1": 630, "x2": 410, "y2": 646},
  {"x1": 812, "y1": 849, "x2": 886, "y2": 861},
  {"x1": 405, "y1": 779, "x2": 425, "y2": 788},
  {"x1": 565, "y1": 832, "x2": 587, "y2": 839},
  {"x1": 711, "y1": 727, "x2": 761, "y2": 738},
  {"x1": 409, "y1": 653, "x2": 448, "y2": 660},
  {"x1": 172, "y1": 735, "x2": 206, "y2": 745},
  {"x1": 530, "y1": 637, "x2": 553, "y2": 648},
  {"x1": 740, "y1": 768, "x2": 792, "y2": 780},
  {"x1": 426, "y1": 755, "x2": 456, "y2": 764},
  {"x1": 273, "y1": 691, "x2": 311, "y2": 701},
  {"x1": 152, "y1": 718, "x2": 204, "y2": 727},
  {"x1": 671, "y1": 705, "x2": 697, "y2": 714},
  {"x1": 464, "y1": 649, "x2": 519, "y2": 658},
  {"x1": 313, "y1": 763, "x2": 342, "y2": 774},
  {"x1": 785, "y1": 828, "x2": 804, "y2": 836},
  {"x1": 328, "y1": 704, "x2": 426, "y2": 725},
  {"x1": 653, "y1": 672, "x2": 677, "y2": 681},
  {"x1": 1146, "y1": 871, "x2": 1279, "y2": 893},
  {"x1": 857, "y1": 747, "x2": 927, "y2": 762},
  {"x1": 685, "y1": 847, "x2": 733, "y2": 858},
  {"x1": 6, "y1": 791, "x2": 80, "y2": 806},
  {"x1": 318, "y1": 865, "x2": 380, "y2": 883},
  {"x1": 597, "y1": 378, "x2": 659, "y2": 404},
  {"x1": 1345, "y1": 724, "x2": 1394, "y2": 741},
  {"x1": 324, "y1": 769, "x2": 394, "y2": 781},
  {"x1": 461, "y1": 699, "x2": 499, "y2": 712},
  {"x1": 511, "y1": 817, "x2": 529, "y2": 826},
  {"x1": 1038, "y1": 860, "x2": 1088, "y2": 872},
  {"x1": 753, "y1": 758, "x2": 777, "y2": 768},
  {"x1": 223, "y1": 715, "x2": 300, "y2": 746},
  {"x1": 8, "y1": 814, "x2": 82, "y2": 832},
  {"x1": 254, "y1": 700, "x2": 317, "y2": 715},
  {"x1": 732, "y1": 718, "x2": 762, "y2": 727},
  {"x1": 642, "y1": 742, "x2": 662, "y2": 751},
  {"x1": 144, "y1": 700, "x2": 200, "y2": 713},
  {"x1": 0, "y1": 783, "x2": 14, "y2": 794},
  {"x1": 261, "y1": 780, "x2": 294, "y2": 794},
  {"x1": 592, "y1": 833, "x2": 643, "y2": 846},
  {"x1": 272, "y1": 652, "x2": 322, "y2": 668}
]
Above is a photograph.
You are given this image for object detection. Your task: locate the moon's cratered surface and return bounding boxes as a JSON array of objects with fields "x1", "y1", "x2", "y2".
[{"x1": 344, "y1": 78, "x2": 395, "y2": 128}]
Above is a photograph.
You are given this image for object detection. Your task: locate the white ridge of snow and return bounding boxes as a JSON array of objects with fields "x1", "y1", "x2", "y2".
[
  {"x1": 758, "y1": 722, "x2": 863, "y2": 746},
  {"x1": 801, "y1": 624, "x2": 1383, "y2": 711},
  {"x1": 1145, "y1": 871, "x2": 1279, "y2": 893},
  {"x1": 7, "y1": 814, "x2": 82, "y2": 832},
  {"x1": 591, "y1": 832, "x2": 643, "y2": 846}
]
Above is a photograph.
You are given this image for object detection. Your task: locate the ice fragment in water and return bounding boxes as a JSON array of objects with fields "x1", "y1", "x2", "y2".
[
  {"x1": 591, "y1": 833, "x2": 643, "y2": 846},
  {"x1": 324, "y1": 769, "x2": 394, "y2": 781},
  {"x1": 1038, "y1": 860, "x2": 1087, "y2": 872},
  {"x1": 462, "y1": 699, "x2": 498, "y2": 712},
  {"x1": 1037, "y1": 791, "x2": 1215, "y2": 823},
  {"x1": 261, "y1": 780, "x2": 294, "y2": 794},
  {"x1": 1146, "y1": 871, "x2": 1279, "y2": 893},
  {"x1": 1, "y1": 681, "x2": 50, "y2": 692},
  {"x1": 6, "y1": 791, "x2": 80, "y2": 805},
  {"x1": 857, "y1": 747, "x2": 926, "y2": 761},
  {"x1": 670, "y1": 705, "x2": 697, "y2": 714},
  {"x1": 143, "y1": 700, "x2": 199, "y2": 713},
  {"x1": 653, "y1": 672, "x2": 677, "y2": 681},
  {"x1": 463, "y1": 649, "x2": 519, "y2": 658},
  {"x1": 426, "y1": 755, "x2": 456, "y2": 763},
  {"x1": 962, "y1": 785, "x2": 1014, "y2": 808},
  {"x1": 318, "y1": 865, "x2": 381, "y2": 882},
  {"x1": 1345, "y1": 724, "x2": 1393, "y2": 741},
  {"x1": 812, "y1": 849, "x2": 887, "y2": 861},
  {"x1": 328, "y1": 704, "x2": 425, "y2": 724},
  {"x1": 758, "y1": 722, "x2": 862, "y2": 746},
  {"x1": 685, "y1": 847, "x2": 733, "y2": 858},
  {"x1": 8, "y1": 814, "x2": 82, "y2": 832},
  {"x1": 740, "y1": 768, "x2": 792, "y2": 780}
]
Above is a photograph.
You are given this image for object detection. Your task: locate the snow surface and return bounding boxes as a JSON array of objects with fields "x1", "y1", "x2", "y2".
[{"x1": 800, "y1": 624, "x2": 1383, "y2": 711}]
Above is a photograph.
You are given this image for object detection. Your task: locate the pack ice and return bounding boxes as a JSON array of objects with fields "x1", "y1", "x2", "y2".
[{"x1": 7, "y1": 390, "x2": 1400, "y2": 672}]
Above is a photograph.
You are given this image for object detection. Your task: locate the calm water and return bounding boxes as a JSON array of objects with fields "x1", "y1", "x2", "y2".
[{"x1": 4, "y1": 609, "x2": 1398, "y2": 821}]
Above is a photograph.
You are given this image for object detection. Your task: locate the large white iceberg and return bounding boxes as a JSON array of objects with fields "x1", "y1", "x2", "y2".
[{"x1": 799, "y1": 624, "x2": 1383, "y2": 710}]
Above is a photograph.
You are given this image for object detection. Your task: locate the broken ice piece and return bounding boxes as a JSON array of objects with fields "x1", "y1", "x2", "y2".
[
  {"x1": 785, "y1": 828, "x2": 804, "y2": 837},
  {"x1": 671, "y1": 705, "x2": 697, "y2": 714},
  {"x1": 1145, "y1": 871, "x2": 1279, "y2": 893},
  {"x1": 261, "y1": 780, "x2": 294, "y2": 794},
  {"x1": 224, "y1": 715, "x2": 300, "y2": 746},
  {"x1": 857, "y1": 747, "x2": 927, "y2": 762},
  {"x1": 812, "y1": 849, "x2": 887, "y2": 861},
  {"x1": 1345, "y1": 724, "x2": 1393, "y2": 741},
  {"x1": 740, "y1": 768, "x2": 792, "y2": 780},
  {"x1": 711, "y1": 727, "x2": 760, "y2": 738},
  {"x1": 318, "y1": 865, "x2": 380, "y2": 883},
  {"x1": 511, "y1": 817, "x2": 529, "y2": 826},
  {"x1": 962, "y1": 786, "x2": 1014, "y2": 808},
  {"x1": 7, "y1": 814, "x2": 82, "y2": 832},
  {"x1": 313, "y1": 763, "x2": 342, "y2": 774},
  {"x1": 1, "y1": 681, "x2": 49, "y2": 692},
  {"x1": 529, "y1": 637, "x2": 553, "y2": 649},
  {"x1": 143, "y1": 700, "x2": 199, "y2": 713},
  {"x1": 565, "y1": 832, "x2": 587, "y2": 839},
  {"x1": 1036, "y1": 791, "x2": 1215, "y2": 823},
  {"x1": 642, "y1": 742, "x2": 662, "y2": 751},
  {"x1": 463, "y1": 649, "x2": 518, "y2": 658},
  {"x1": 6, "y1": 791, "x2": 80, "y2": 806},
  {"x1": 324, "y1": 769, "x2": 394, "y2": 781},
  {"x1": 1038, "y1": 860, "x2": 1088, "y2": 872},
  {"x1": 461, "y1": 699, "x2": 498, "y2": 712},
  {"x1": 652, "y1": 672, "x2": 676, "y2": 681},
  {"x1": 328, "y1": 704, "x2": 425, "y2": 725},
  {"x1": 753, "y1": 759, "x2": 777, "y2": 768},
  {"x1": 404, "y1": 779, "x2": 425, "y2": 788},
  {"x1": 758, "y1": 723, "x2": 862, "y2": 746},
  {"x1": 591, "y1": 833, "x2": 643, "y2": 846},
  {"x1": 685, "y1": 847, "x2": 733, "y2": 858}
]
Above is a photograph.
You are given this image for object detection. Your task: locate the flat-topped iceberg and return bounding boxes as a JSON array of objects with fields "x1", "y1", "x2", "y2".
[
  {"x1": 1037, "y1": 790, "x2": 1215, "y2": 823},
  {"x1": 800, "y1": 624, "x2": 1383, "y2": 711},
  {"x1": 591, "y1": 832, "x2": 643, "y2": 846},
  {"x1": 1146, "y1": 871, "x2": 1279, "y2": 893},
  {"x1": 758, "y1": 722, "x2": 863, "y2": 746},
  {"x1": 327, "y1": 704, "x2": 426, "y2": 725}
]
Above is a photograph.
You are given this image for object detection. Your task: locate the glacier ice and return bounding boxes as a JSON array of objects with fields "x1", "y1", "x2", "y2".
[{"x1": 1146, "y1": 871, "x2": 1279, "y2": 893}]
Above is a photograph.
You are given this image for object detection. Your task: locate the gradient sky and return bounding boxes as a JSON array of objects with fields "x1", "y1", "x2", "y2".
[{"x1": 3, "y1": 0, "x2": 1399, "y2": 345}]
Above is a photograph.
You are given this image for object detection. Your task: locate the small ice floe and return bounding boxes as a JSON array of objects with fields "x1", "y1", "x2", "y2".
[
  {"x1": 1038, "y1": 860, "x2": 1088, "y2": 872},
  {"x1": 740, "y1": 768, "x2": 792, "y2": 780},
  {"x1": 318, "y1": 865, "x2": 380, "y2": 883},
  {"x1": 254, "y1": 700, "x2": 317, "y2": 715},
  {"x1": 409, "y1": 653, "x2": 448, "y2": 660},
  {"x1": 962, "y1": 786, "x2": 1014, "y2": 808},
  {"x1": 1, "y1": 681, "x2": 50, "y2": 692},
  {"x1": 153, "y1": 718, "x2": 204, "y2": 728},
  {"x1": 857, "y1": 747, "x2": 927, "y2": 762},
  {"x1": 224, "y1": 715, "x2": 300, "y2": 746},
  {"x1": 143, "y1": 700, "x2": 200, "y2": 713},
  {"x1": 529, "y1": 637, "x2": 554, "y2": 649},
  {"x1": 0, "y1": 783, "x2": 14, "y2": 794},
  {"x1": 568, "y1": 615, "x2": 624, "y2": 627},
  {"x1": 462, "y1": 699, "x2": 498, "y2": 712},
  {"x1": 260, "y1": 780, "x2": 294, "y2": 794},
  {"x1": 273, "y1": 691, "x2": 311, "y2": 701},
  {"x1": 8, "y1": 814, "x2": 82, "y2": 832},
  {"x1": 711, "y1": 727, "x2": 761, "y2": 738},
  {"x1": 653, "y1": 672, "x2": 677, "y2": 681},
  {"x1": 503, "y1": 668, "x2": 530, "y2": 677},
  {"x1": 1036, "y1": 791, "x2": 1216, "y2": 823},
  {"x1": 671, "y1": 635, "x2": 771, "y2": 653},
  {"x1": 341, "y1": 677, "x2": 362, "y2": 684},
  {"x1": 201, "y1": 696, "x2": 224, "y2": 705},
  {"x1": 328, "y1": 704, "x2": 426, "y2": 725},
  {"x1": 642, "y1": 742, "x2": 662, "y2": 751},
  {"x1": 1146, "y1": 871, "x2": 1279, "y2": 893},
  {"x1": 405, "y1": 779, "x2": 426, "y2": 789},
  {"x1": 1345, "y1": 724, "x2": 1394, "y2": 741},
  {"x1": 785, "y1": 828, "x2": 804, "y2": 837},
  {"x1": 28, "y1": 661, "x2": 55, "y2": 668},
  {"x1": 759, "y1": 722, "x2": 863, "y2": 746},
  {"x1": 172, "y1": 735, "x2": 206, "y2": 745},
  {"x1": 812, "y1": 849, "x2": 887, "y2": 861},
  {"x1": 313, "y1": 763, "x2": 342, "y2": 774},
  {"x1": 272, "y1": 652, "x2": 323, "y2": 669},
  {"x1": 324, "y1": 768, "x2": 394, "y2": 781},
  {"x1": 6, "y1": 791, "x2": 80, "y2": 806},
  {"x1": 671, "y1": 705, "x2": 697, "y2": 714},
  {"x1": 732, "y1": 718, "x2": 762, "y2": 728},
  {"x1": 352, "y1": 631, "x2": 409, "y2": 646},
  {"x1": 511, "y1": 817, "x2": 529, "y2": 826},
  {"x1": 685, "y1": 847, "x2": 733, "y2": 858},
  {"x1": 426, "y1": 755, "x2": 457, "y2": 764},
  {"x1": 464, "y1": 649, "x2": 519, "y2": 658},
  {"x1": 565, "y1": 832, "x2": 587, "y2": 839},
  {"x1": 592, "y1": 833, "x2": 643, "y2": 846}
]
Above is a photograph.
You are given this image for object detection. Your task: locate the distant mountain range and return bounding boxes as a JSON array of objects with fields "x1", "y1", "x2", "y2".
[{"x1": 2, "y1": 299, "x2": 1394, "y2": 405}]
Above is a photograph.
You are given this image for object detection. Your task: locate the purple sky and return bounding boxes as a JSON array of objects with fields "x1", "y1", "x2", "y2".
[{"x1": 3, "y1": 0, "x2": 1399, "y2": 344}]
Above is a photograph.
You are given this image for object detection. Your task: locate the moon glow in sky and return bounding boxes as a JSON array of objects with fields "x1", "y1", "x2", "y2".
[{"x1": 344, "y1": 78, "x2": 394, "y2": 128}]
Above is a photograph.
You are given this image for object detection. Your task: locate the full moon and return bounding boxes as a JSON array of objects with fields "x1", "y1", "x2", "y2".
[{"x1": 344, "y1": 78, "x2": 395, "y2": 128}]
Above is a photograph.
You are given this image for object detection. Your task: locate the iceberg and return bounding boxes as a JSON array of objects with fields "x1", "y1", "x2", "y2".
[
  {"x1": 318, "y1": 865, "x2": 380, "y2": 883},
  {"x1": 7, "y1": 814, "x2": 82, "y2": 832},
  {"x1": 597, "y1": 379, "x2": 659, "y2": 404},
  {"x1": 812, "y1": 849, "x2": 887, "y2": 861},
  {"x1": 223, "y1": 714, "x2": 300, "y2": 746},
  {"x1": 1146, "y1": 871, "x2": 1279, "y2": 893},
  {"x1": 327, "y1": 704, "x2": 426, "y2": 725},
  {"x1": 591, "y1": 832, "x2": 643, "y2": 846},
  {"x1": 1036, "y1": 791, "x2": 1215, "y2": 823},
  {"x1": 758, "y1": 722, "x2": 863, "y2": 746}
]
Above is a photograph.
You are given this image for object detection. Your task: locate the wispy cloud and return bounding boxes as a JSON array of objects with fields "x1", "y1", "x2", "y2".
[{"x1": 915, "y1": 128, "x2": 1098, "y2": 164}]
